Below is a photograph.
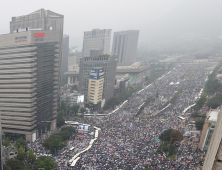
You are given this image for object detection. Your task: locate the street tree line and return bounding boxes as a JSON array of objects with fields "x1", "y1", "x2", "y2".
[{"x1": 4, "y1": 137, "x2": 57, "y2": 170}]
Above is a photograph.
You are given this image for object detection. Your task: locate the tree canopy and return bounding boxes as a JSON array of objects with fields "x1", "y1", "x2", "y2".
[
  {"x1": 14, "y1": 137, "x2": 27, "y2": 150},
  {"x1": 34, "y1": 156, "x2": 57, "y2": 170},
  {"x1": 207, "y1": 94, "x2": 222, "y2": 109},
  {"x1": 195, "y1": 119, "x2": 205, "y2": 131},
  {"x1": 159, "y1": 129, "x2": 183, "y2": 144}
]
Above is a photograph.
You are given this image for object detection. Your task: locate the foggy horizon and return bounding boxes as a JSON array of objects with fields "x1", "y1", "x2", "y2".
[{"x1": 1, "y1": 0, "x2": 222, "y2": 53}]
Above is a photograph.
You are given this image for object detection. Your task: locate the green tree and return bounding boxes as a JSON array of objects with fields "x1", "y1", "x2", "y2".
[
  {"x1": 34, "y1": 156, "x2": 57, "y2": 170},
  {"x1": 159, "y1": 129, "x2": 173, "y2": 142},
  {"x1": 67, "y1": 104, "x2": 71, "y2": 114},
  {"x1": 14, "y1": 137, "x2": 27, "y2": 150},
  {"x1": 159, "y1": 129, "x2": 183, "y2": 144},
  {"x1": 60, "y1": 101, "x2": 66, "y2": 113},
  {"x1": 2, "y1": 137, "x2": 10, "y2": 147},
  {"x1": 72, "y1": 85, "x2": 78, "y2": 91},
  {"x1": 195, "y1": 119, "x2": 205, "y2": 131},
  {"x1": 207, "y1": 94, "x2": 222, "y2": 109},
  {"x1": 191, "y1": 112, "x2": 200, "y2": 118},
  {"x1": 57, "y1": 111, "x2": 65, "y2": 127},
  {"x1": 170, "y1": 129, "x2": 183, "y2": 143},
  {"x1": 6, "y1": 159, "x2": 24, "y2": 170},
  {"x1": 27, "y1": 150, "x2": 36, "y2": 164},
  {"x1": 17, "y1": 147, "x2": 26, "y2": 161},
  {"x1": 80, "y1": 107, "x2": 86, "y2": 114},
  {"x1": 71, "y1": 105, "x2": 80, "y2": 114}
]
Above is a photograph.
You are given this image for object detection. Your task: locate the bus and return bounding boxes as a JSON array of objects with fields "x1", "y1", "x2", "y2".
[{"x1": 178, "y1": 116, "x2": 186, "y2": 120}]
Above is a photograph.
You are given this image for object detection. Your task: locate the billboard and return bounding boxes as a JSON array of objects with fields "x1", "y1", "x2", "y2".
[
  {"x1": 98, "y1": 69, "x2": 104, "y2": 79},
  {"x1": 90, "y1": 68, "x2": 104, "y2": 80},
  {"x1": 77, "y1": 95, "x2": 84, "y2": 103},
  {"x1": 90, "y1": 69, "x2": 98, "y2": 80}
]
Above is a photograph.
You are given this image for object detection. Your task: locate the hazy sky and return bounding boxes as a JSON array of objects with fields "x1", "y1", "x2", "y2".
[{"x1": 1, "y1": 0, "x2": 222, "y2": 50}]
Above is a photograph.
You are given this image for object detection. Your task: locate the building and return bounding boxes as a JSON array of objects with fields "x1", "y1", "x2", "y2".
[
  {"x1": 78, "y1": 50, "x2": 118, "y2": 104},
  {"x1": 61, "y1": 35, "x2": 70, "y2": 76},
  {"x1": 10, "y1": 9, "x2": 64, "y2": 102},
  {"x1": 116, "y1": 62, "x2": 150, "y2": 85},
  {"x1": 112, "y1": 30, "x2": 139, "y2": 63},
  {"x1": 202, "y1": 107, "x2": 222, "y2": 170},
  {"x1": 60, "y1": 91, "x2": 83, "y2": 106},
  {"x1": 0, "y1": 30, "x2": 61, "y2": 142},
  {"x1": 64, "y1": 56, "x2": 79, "y2": 85},
  {"x1": 114, "y1": 74, "x2": 131, "y2": 96},
  {"x1": 198, "y1": 108, "x2": 219, "y2": 151},
  {"x1": 87, "y1": 68, "x2": 104, "y2": 110},
  {"x1": 0, "y1": 112, "x2": 2, "y2": 170},
  {"x1": 82, "y1": 29, "x2": 111, "y2": 57},
  {"x1": 2, "y1": 145, "x2": 18, "y2": 162}
]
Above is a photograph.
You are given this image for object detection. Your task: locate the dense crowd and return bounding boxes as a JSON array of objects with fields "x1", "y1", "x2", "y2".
[
  {"x1": 31, "y1": 63, "x2": 216, "y2": 169},
  {"x1": 72, "y1": 63, "x2": 215, "y2": 170}
]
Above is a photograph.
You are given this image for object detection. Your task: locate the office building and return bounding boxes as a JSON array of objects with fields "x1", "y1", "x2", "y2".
[
  {"x1": 0, "y1": 112, "x2": 2, "y2": 170},
  {"x1": 82, "y1": 29, "x2": 111, "y2": 57},
  {"x1": 61, "y1": 35, "x2": 70, "y2": 76},
  {"x1": 202, "y1": 107, "x2": 222, "y2": 170},
  {"x1": 0, "y1": 30, "x2": 61, "y2": 142},
  {"x1": 78, "y1": 50, "x2": 118, "y2": 105},
  {"x1": 10, "y1": 9, "x2": 64, "y2": 101},
  {"x1": 87, "y1": 68, "x2": 104, "y2": 109},
  {"x1": 112, "y1": 30, "x2": 139, "y2": 63}
]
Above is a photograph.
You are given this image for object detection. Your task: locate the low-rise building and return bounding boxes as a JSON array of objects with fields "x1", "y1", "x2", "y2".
[
  {"x1": 116, "y1": 62, "x2": 150, "y2": 85},
  {"x1": 2, "y1": 145, "x2": 18, "y2": 162},
  {"x1": 60, "y1": 91, "x2": 84, "y2": 106}
]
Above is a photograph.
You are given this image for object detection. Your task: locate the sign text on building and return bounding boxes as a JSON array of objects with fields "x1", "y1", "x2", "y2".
[
  {"x1": 15, "y1": 36, "x2": 27, "y2": 43},
  {"x1": 34, "y1": 33, "x2": 45, "y2": 37}
]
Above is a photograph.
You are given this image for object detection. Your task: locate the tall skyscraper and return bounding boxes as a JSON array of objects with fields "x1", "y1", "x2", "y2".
[
  {"x1": 0, "y1": 30, "x2": 62, "y2": 142},
  {"x1": 78, "y1": 50, "x2": 117, "y2": 106},
  {"x1": 10, "y1": 9, "x2": 64, "y2": 102},
  {"x1": 82, "y1": 29, "x2": 111, "y2": 57},
  {"x1": 112, "y1": 30, "x2": 139, "y2": 63},
  {"x1": 61, "y1": 35, "x2": 70, "y2": 76}
]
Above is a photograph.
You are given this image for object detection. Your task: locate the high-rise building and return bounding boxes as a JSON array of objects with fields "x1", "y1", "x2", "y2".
[
  {"x1": 0, "y1": 30, "x2": 61, "y2": 142},
  {"x1": 112, "y1": 30, "x2": 139, "y2": 63},
  {"x1": 61, "y1": 35, "x2": 70, "y2": 76},
  {"x1": 87, "y1": 68, "x2": 104, "y2": 107},
  {"x1": 78, "y1": 50, "x2": 118, "y2": 106},
  {"x1": 10, "y1": 9, "x2": 64, "y2": 102},
  {"x1": 82, "y1": 29, "x2": 111, "y2": 57},
  {"x1": 0, "y1": 111, "x2": 2, "y2": 170},
  {"x1": 203, "y1": 108, "x2": 222, "y2": 170}
]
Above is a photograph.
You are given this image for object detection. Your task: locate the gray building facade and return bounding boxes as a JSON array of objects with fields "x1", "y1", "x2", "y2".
[
  {"x1": 82, "y1": 29, "x2": 111, "y2": 58},
  {"x1": 112, "y1": 30, "x2": 139, "y2": 63},
  {"x1": 10, "y1": 9, "x2": 64, "y2": 102},
  {"x1": 0, "y1": 30, "x2": 61, "y2": 142},
  {"x1": 78, "y1": 50, "x2": 118, "y2": 103},
  {"x1": 61, "y1": 35, "x2": 70, "y2": 76}
]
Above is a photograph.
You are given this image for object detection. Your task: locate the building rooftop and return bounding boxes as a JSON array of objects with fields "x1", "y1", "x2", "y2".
[{"x1": 207, "y1": 109, "x2": 220, "y2": 122}]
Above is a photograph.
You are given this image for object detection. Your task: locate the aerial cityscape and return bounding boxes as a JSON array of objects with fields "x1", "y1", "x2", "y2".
[{"x1": 1, "y1": 0, "x2": 222, "y2": 169}]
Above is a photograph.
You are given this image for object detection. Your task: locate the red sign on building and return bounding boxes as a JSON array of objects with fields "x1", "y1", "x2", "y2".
[{"x1": 34, "y1": 33, "x2": 45, "y2": 37}]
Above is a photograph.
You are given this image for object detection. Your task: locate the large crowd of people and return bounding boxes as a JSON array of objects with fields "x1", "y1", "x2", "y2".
[{"x1": 31, "y1": 63, "x2": 216, "y2": 169}]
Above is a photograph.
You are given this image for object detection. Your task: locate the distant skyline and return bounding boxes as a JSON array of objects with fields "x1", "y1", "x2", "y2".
[{"x1": 1, "y1": 0, "x2": 222, "y2": 51}]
